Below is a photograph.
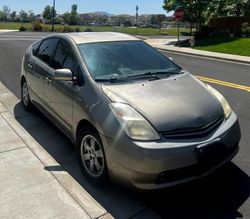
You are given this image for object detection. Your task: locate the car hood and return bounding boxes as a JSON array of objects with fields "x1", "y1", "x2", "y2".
[{"x1": 102, "y1": 73, "x2": 224, "y2": 132}]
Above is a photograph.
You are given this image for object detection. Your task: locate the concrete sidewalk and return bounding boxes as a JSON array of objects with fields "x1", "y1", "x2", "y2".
[
  {"x1": 0, "y1": 81, "x2": 112, "y2": 218},
  {"x1": 144, "y1": 38, "x2": 250, "y2": 64}
]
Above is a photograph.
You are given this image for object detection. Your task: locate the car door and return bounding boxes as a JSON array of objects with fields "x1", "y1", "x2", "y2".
[
  {"x1": 25, "y1": 41, "x2": 40, "y2": 100},
  {"x1": 46, "y1": 39, "x2": 79, "y2": 133},
  {"x1": 31, "y1": 37, "x2": 58, "y2": 108}
]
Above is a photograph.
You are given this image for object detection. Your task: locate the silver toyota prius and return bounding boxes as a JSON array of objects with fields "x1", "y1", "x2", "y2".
[{"x1": 20, "y1": 32, "x2": 241, "y2": 190}]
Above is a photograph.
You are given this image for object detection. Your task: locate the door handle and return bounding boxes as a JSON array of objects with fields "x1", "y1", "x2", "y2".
[
  {"x1": 46, "y1": 77, "x2": 52, "y2": 84},
  {"x1": 28, "y1": 63, "x2": 33, "y2": 69}
]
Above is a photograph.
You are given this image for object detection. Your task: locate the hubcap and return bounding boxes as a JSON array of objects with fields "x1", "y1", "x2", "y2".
[
  {"x1": 22, "y1": 82, "x2": 29, "y2": 106},
  {"x1": 80, "y1": 135, "x2": 104, "y2": 177}
]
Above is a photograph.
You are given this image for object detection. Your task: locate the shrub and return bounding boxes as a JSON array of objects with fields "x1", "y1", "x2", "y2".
[
  {"x1": 75, "y1": 27, "x2": 80, "y2": 32},
  {"x1": 43, "y1": 26, "x2": 50, "y2": 32},
  {"x1": 55, "y1": 26, "x2": 64, "y2": 32},
  {"x1": 32, "y1": 20, "x2": 43, "y2": 32},
  {"x1": 62, "y1": 25, "x2": 73, "y2": 32},
  {"x1": 209, "y1": 16, "x2": 250, "y2": 36},
  {"x1": 195, "y1": 25, "x2": 214, "y2": 39},
  {"x1": 19, "y1": 26, "x2": 27, "y2": 31},
  {"x1": 241, "y1": 22, "x2": 250, "y2": 37},
  {"x1": 84, "y1": 27, "x2": 93, "y2": 32}
]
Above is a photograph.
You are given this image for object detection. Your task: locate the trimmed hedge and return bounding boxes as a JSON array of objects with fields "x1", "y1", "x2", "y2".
[
  {"x1": 19, "y1": 26, "x2": 26, "y2": 31},
  {"x1": 209, "y1": 16, "x2": 250, "y2": 36}
]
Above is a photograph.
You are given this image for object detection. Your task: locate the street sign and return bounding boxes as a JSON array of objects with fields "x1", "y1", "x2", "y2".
[
  {"x1": 174, "y1": 8, "x2": 184, "y2": 21},
  {"x1": 174, "y1": 9, "x2": 184, "y2": 46}
]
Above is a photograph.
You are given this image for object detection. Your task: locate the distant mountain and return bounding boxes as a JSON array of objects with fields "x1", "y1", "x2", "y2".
[{"x1": 92, "y1": 12, "x2": 115, "y2": 17}]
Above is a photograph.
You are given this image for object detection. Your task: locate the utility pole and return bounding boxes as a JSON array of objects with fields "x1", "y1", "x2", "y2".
[
  {"x1": 52, "y1": 0, "x2": 55, "y2": 32},
  {"x1": 136, "y1": 5, "x2": 139, "y2": 35}
]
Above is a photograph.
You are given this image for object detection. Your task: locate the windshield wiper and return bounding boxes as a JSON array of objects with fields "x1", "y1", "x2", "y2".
[
  {"x1": 127, "y1": 72, "x2": 161, "y2": 80},
  {"x1": 127, "y1": 69, "x2": 184, "y2": 79},
  {"x1": 95, "y1": 70, "x2": 185, "y2": 82},
  {"x1": 150, "y1": 70, "x2": 184, "y2": 75},
  {"x1": 95, "y1": 76, "x2": 131, "y2": 83}
]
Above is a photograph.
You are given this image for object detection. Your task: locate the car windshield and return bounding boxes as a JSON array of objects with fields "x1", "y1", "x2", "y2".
[{"x1": 78, "y1": 41, "x2": 182, "y2": 83}]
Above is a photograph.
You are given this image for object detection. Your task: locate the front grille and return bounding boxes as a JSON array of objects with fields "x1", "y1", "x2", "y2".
[{"x1": 160, "y1": 116, "x2": 224, "y2": 139}]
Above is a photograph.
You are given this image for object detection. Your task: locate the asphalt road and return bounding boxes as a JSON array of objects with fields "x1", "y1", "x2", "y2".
[{"x1": 0, "y1": 32, "x2": 250, "y2": 219}]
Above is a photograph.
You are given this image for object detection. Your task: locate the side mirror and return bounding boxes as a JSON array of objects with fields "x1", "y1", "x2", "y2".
[{"x1": 54, "y1": 69, "x2": 72, "y2": 81}]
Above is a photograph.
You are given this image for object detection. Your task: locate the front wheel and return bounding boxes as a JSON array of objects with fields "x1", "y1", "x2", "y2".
[
  {"x1": 77, "y1": 128, "x2": 108, "y2": 185},
  {"x1": 21, "y1": 79, "x2": 33, "y2": 111}
]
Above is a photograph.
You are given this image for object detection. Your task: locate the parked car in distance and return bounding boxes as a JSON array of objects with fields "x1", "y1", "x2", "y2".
[{"x1": 20, "y1": 32, "x2": 241, "y2": 190}]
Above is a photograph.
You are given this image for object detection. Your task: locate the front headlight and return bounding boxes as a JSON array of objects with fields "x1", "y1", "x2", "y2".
[
  {"x1": 109, "y1": 102, "x2": 160, "y2": 141},
  {"x1": 206, "y1": 84, "x2": 232, "y2": 119}
]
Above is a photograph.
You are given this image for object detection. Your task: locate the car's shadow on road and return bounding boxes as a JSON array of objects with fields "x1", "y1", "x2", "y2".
[
  {"x1": 141, "y1": 163, "x2": 249, "y2": 219},
  {"x1": 14, "y1": 102, "x2": 250, "y2": 219}
]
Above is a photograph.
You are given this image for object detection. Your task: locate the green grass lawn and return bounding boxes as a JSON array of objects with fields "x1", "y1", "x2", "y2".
[
  {"x1": 0, "y1": 22, "x2": 33, "y2": 30},
  {"x1": 195, "y1": 36, "x2": 250, "y2": 56},
  {"x1": 0, "y1": 22, "x2": 190, "y2": 36}
]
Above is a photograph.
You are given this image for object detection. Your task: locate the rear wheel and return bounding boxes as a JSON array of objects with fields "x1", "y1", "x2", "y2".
[
  {"x1": 21, "y1": 79, "x2": 33, "y2": 111},
  {"x1": 77, "y1": 128, "x2": 108, "y2": 185}
]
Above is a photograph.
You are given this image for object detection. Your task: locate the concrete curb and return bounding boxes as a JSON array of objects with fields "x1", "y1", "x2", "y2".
[
  {"x1": 0, "y1": 81, "x2": 113, "y2": 219},
  {"x1": 0, "y1": 29, "x2": 18, "y2": 33},
  {"x1": 155, "y1": 46, "x2": 250, "y2": 65},
  {"x1": 142, "y1": 36, "x2": 250, "y2": 65}
]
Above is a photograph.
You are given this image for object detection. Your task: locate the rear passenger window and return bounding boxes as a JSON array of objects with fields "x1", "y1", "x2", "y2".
[{"x1": 37, "y1": 38, "x2": 58, "y2": 65}]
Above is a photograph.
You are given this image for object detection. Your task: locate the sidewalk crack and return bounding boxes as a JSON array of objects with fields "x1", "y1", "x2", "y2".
[{"x1": 0, "y1": 146, "x2": 27, "y2": 154}]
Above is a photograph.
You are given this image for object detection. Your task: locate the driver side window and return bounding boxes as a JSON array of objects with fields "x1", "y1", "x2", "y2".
[{"x1": 51, "y1": 39, "x2": 77, "y2": 77}]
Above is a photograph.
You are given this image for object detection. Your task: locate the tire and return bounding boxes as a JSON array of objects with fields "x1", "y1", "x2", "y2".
[
  {"x1": 76, "y1": 128, "x2": 108, "y2": 185},
  {"x1": 21, "y1": 79, "x2": 33, "y2": 111}
]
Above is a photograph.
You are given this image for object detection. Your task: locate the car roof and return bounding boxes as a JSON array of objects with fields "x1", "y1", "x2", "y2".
[{"x1": 52, "y1": 32, "x2": 140, "y2": 44}]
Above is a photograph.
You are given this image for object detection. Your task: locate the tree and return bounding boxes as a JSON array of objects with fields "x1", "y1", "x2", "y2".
[
  {"x1": 205, "y1": 0, "x2": 250, "y2": 19},
  {"x1": 149, "y1": 14, "x2": 166, "y2": 30},
  {"x1": 62, "y1": 4, "x2": 80, "y2": 25},
  {"x1": 10, "y1": 11, "x2": 17, "y2": 21},
  {"x1": 1, "y1": 5, "x2": 11, "y2": 21},
  {"x1": 19, "y1": 10, "x2": 28, "y2": 22},
  {"x1": 224, "y1": 0, "x2": 250, "y2": 16},
  {"x1": 157, "y1": 14, "x2": 166, "y2": 32},
  {"x1": 245, "y1": 0, "x2": 250, "y2": 15},
  {"x1": 62, "y1": 12, "x2": 71, "y2": 24},
  {"x1": 124, "y1": 20, "x2": 132, "y2": 27},
  {"x1": 70, "y1": 4, "x2": 79, "y2": 25},
  {"x1": 43, "y1": 5, "x2": 52, "y2": 20},
  {"x1": 28, "y1": 10, "x2": 35, "y2": 22},
  {"x1": 42, "y1": 5, "x2": 56, "y2": 23},
  {"x1": 71, "y1": 4, "x2": 78, "y2": 16},
  {"x1": 0, "y1": 11, "x2": 5, "y2": 21},
  {"x1": 205, "y1": 0, "x2": 228, "y2": 19},
  {"x1": 163, "y1": 0, "x2": 211, "y2": 31},
  {"x1": 149, "y1": 15, "x2": 159, "y2": 27}
]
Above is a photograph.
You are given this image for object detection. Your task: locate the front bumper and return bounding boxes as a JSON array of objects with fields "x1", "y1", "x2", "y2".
[{"x1": 101, "y1": 112, "x2": 241, "y2": 190}]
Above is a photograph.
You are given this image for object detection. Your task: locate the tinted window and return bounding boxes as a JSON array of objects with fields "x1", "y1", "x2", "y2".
[
  {"x1": 78, "y1": 41, "x2": 181, "y2": 79},
  {"x1": 52, "y1": 40, "x2": 77, "y2": 76},
  {"x1": 37, "y1": 38, "x2": 58, "y2": 65},
  {"x1": 52, "y1": 40, "x2": 68, "y2": 69},
  {"x1": 32, "y1": 41, "x2": 41, "y2": 56}
]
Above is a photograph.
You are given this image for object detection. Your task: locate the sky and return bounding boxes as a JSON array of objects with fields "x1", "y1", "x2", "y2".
[{"x1": 0, "y1": 0, "x2": 168, "y2": 15}]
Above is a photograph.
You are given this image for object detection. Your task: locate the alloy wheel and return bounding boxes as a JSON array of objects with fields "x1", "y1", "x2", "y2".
[
  {"x1": 22, "y1": 81, "x2": 29, "y2": 106},
  {"x1": 80, "y1": 134, "x2": 105, "y2": 178}
]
